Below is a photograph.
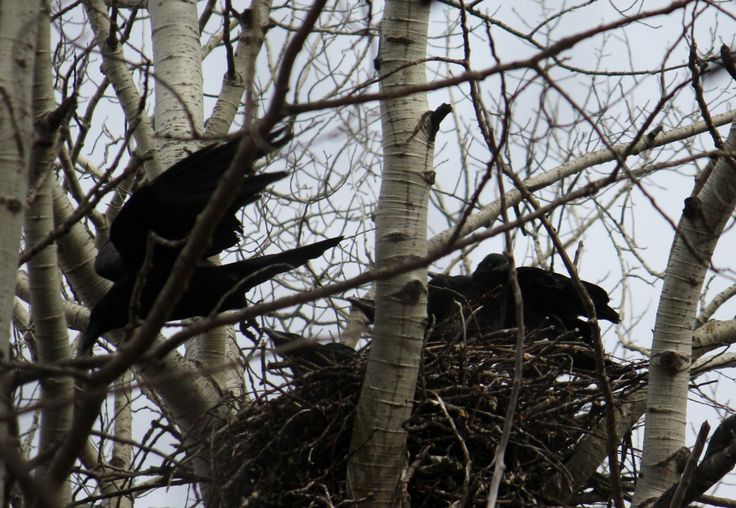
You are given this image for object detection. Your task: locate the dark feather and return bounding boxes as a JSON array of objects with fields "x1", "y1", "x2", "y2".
[{"x1": 83, "y1": 237, "x2": 342, "y2": 349}]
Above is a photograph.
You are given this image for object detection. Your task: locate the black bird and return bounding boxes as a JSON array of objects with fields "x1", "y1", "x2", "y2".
[
  {"x1": 473, "y1": 254, "x2": 621, "y2": 373},
  {"x1": 265, "y1": 328, "x2": 357, "y2": 378},
  {"x1": 423, "y1": 254, "x2": 620, "y2": 373},
  {"x1": 427, "y1": 272, "x2": 474, "y2": 326},
  {"x1": 83, "y1": 237, "x2": 343, "y2": 349},
  {"x1": 471, "y1": 253, "x2": 620, "y2": 328},
  {"x1": 84, "y1": 129, "x2": 343, "y2": 349},
  {"x1": 358, "y1": 255, "x2": 618, "y2": 336},
  {"x1": 703, "y1": 415, "x2": 736, "y2": 461},
  {"x1": 346, "y1": 297, "x2": 375, "y2": 322},
  {"x1": 95, "y1": 130, "x2": 291, "y2": 281}
]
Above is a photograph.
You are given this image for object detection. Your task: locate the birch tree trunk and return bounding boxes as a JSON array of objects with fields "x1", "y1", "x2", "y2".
[
  {"x1": 26, "y1": 3, "x2": 73, "y2": 503},
  {"x1": 148, "y1": 0, "x2": 250, "y2": 393},
  {"x1": 194, "y1": 1, "x2": 274, "y2": 398},
  {"x1": 347, "y1": 1, "x2": 434, "y2": 505},
  {"x1": 61, "y1": 2, "x2": 229, "y2": 500},
  {"x1": 148, "y1": 0, "x2": 204, "y2": 164},
  {"x1": 205, "y1": 0, "x2": 272, "y2": 137},
  {"x1": 634, "y1": 121, "x2": 736, "y2": 504},
  {"x1": 0, "y1": 0, "x2": 40, "y2": 499},
  {"x1": 83, "y1": 0, "x2": 162, "y2": 178}
]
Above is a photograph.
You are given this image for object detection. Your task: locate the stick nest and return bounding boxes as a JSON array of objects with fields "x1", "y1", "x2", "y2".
[{"x1": 209, "y1": 324, "x2": 644, "y2": 507}]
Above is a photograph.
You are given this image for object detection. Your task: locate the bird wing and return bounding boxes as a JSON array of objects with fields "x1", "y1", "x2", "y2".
[
  {"x1": 517, "y1": 267, "x2": 619, "y2": 323},
  {"x1": 215, "y1": 236, "x2": 343, "y2": 292},
  {"x1": 106, "y1": 141, "x2": 288, "y2": 271}
]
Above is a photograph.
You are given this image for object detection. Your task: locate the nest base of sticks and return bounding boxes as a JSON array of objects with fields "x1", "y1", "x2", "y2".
[{"x1": 210, "y1": 325, "x2": 643, "y2": 507}]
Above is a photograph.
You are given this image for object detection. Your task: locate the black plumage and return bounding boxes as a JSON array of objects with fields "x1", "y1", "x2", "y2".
[
  {"x1": 703, "y1": 415, "x2": 736, "y2": 461},
  {"x1": 424, "y1": 253, "x2": 620, "y2": 372},
  {"x1": 83, "y1": 238, "x2": 343, "y2": 349},
  {"x1": 427, "y1": 273, "x2": 473, "y2": 325},
  {"x1": 365, "y1": 254, "x2": 618, "y2": 334},
  {"x1": 471, "y1": 253, "x2": 620, "y2": 327},
  {"x1": 348, "y1": 254, "x2": 618, "y2": 373},
  {"x1": 265, "y1": 328, "x2": 356, "y2": 378},
  {"x1": 83, "y1": 131, "x2": 342, "y2": 349},
  {"x1": 95, "y1": 130, "x2": 291, "y2": 281}
]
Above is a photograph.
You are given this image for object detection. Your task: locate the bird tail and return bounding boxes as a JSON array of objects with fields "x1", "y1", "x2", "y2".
[
  {"x1": 220, "y1": 236, "x2": 343, "y2": 291},
  {"x1": 81, "y1": 321, "x2": 104, "y2": 351},
  {"x1": 597, "y1": 306, "x2": 620, "y2": 324}
]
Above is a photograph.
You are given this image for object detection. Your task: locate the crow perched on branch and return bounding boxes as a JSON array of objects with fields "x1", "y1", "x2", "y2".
[
  {"x1": 83, "y1": 131, "x2": 342, "y2": 349},
  {"x1": 83, "y1": 238, "x2": 342, "y2": 349},
  {"x1": 95, "y1": 129, "x2": 292, "y2": 281}
]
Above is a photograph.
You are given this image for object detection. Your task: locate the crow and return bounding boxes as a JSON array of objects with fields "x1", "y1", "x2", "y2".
[
  {"x1": 427, "y1": 272, "x2": 473, "y2": 325},
  {"x1": 83, "y1": 237, "x2": 343, "y2": 349},
  {"x1": 423, "y1": 253, "x2": 621, "y2": 373},
  {"x1": 471, "y1": 253, "x2": 620, "y2": 327},
  {"x1": 95, "y1": 130, "x2": 291, "y2": 281},
  {"x1": 83, "y1": 130, "x2": 342, "y2": 349},
  {"x1": 360, "y1": 254, "x2": 619, "y2": 334},
  {"x1": 265, "y1": 327, "x2": 356, "y2": 378}
]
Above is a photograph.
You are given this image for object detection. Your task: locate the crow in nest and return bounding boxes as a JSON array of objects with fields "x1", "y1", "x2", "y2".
[
  {"x1": 470, "y1": 253, "x2": 620, "y2": 329},
  {"x1": 427, "y1": 271, "x2": 475, "y2": 327},
  {"x1": 427, "y1": 253, "x2": 620, "y2": 372},
  {"x1": 364, "y1": 254, "x2": 619, "y2": 333},
  {"x1": 264, "y1": 328, "x2": 357, "y2": 379},
  {"x1": 83, "y1": 130, "x2": 342, "y2": 349}
]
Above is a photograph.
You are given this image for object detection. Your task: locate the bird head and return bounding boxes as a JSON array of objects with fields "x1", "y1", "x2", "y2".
[
  {"x1": 472, "y1": 253, "x2": 509, "y2": 281},
  {"x1": 81, "y1": 284, "x2": 131, "y2": 350}
]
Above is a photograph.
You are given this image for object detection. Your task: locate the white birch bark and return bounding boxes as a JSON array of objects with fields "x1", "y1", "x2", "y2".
[
  {"x1": 51, "y1": 184, "x2": 109, "y2": 306},
  {"x1": 110, "y1": 371, "x2": 133, "y2": 508},
  {"x1": 148, "y1": 0, "x2": 204, "y2": 164},
  {"x1": 633, "y1": 119, "x2": 736, "y2": 504},
  {"x1": 148, "y1": 0, "x2": 245, "y2": 393},
  {"x1": 0, "y1": 0, "x2": 40, "y2": 499},
  {"x1": 50, "y1": 4, "x2": 227, "y2": 497},
  {"x1": 543, "y1": 121, "x2": 736, "y2": 504},
  {"x1": 15, "y1": 271, "x2": 88, "y2": 335},
  {"x1": 428, "y1": 111, "x2": 735, "y2": 255},
  {"x1": 205, "y1": 0, "x2": 272, "y2": 137},
  {"x1": 84, "y1": 0, "x2": 162, "y2": 178},
  {"x1": 347, "y1": 1, "x2": 433, "y2": 505},
  {"x1": 194, "y1": 0, "x2": 273, "y2": 395},
  {"x1": 26, "y1": 4, "x2": 73, "y2": 503}
]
